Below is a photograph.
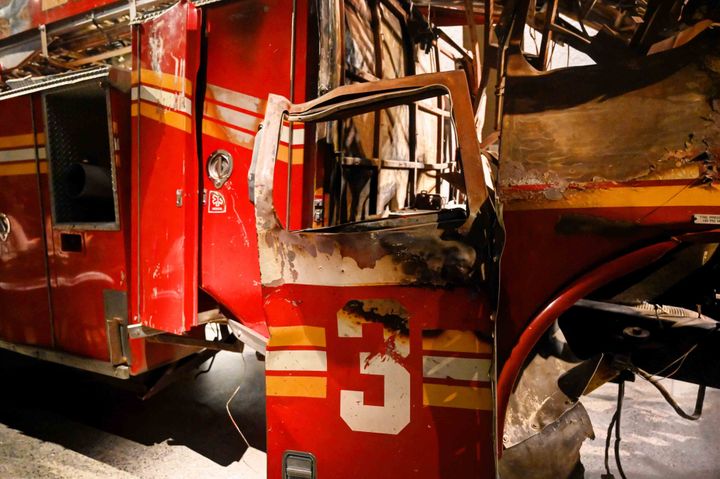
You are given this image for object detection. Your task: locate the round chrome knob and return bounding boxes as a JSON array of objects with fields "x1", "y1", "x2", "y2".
[{"x1": 207, "y1": 150, "x2": 233, "y2": 189}]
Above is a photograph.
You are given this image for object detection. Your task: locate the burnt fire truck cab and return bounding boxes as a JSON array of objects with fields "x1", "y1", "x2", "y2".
[{"x1": 1, "y1": 0, "x2": 719, "y2": 478}]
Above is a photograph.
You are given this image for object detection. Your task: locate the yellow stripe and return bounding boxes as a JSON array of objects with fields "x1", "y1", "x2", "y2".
[
  {"x1": 0, "y1": 161, "x2": 48, "y2": 176},
  {"x1": 202, "y1": 118, "x2": 303, "y2": 165},
  {"x1": 202, "y1": 118, "x2": 254, "y2": 149},
  {"x1": 422, "y1": 330, "x2": 492, "y2": 354},
  {"x1": 268, "y1": 326, "x2": 326, "y2": 348},
  {"x1": 266, "y1": 376, "x2": 327, "y2": 398},
  {"x1": 0, "y1": 133, "x2": 45, "y2": 149},
  {"x1": 422, "y1": 383, "x2": 492, "y2": 410},
  {"x1": 277, "y1": 144, "x2": 304, "y2": 165},
  {"x1": 132, "y1": 68, "x2": 192, "y2": 95},
  {"x1": 505, "y1": 185, "x2": 720, "y2": 211},
  {"x1": 132, "y1": 102, "x2": 192, "y2": 133}
]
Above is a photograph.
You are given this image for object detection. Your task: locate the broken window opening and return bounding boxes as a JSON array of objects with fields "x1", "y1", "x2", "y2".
[{"x1": 278, "y1": 92, "x2": 466, "y2": 233}]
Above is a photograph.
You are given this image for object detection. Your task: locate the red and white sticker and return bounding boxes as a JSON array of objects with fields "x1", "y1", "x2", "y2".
[{"x1": 208, "y1": 190, "x2": 227, "y2": 214}]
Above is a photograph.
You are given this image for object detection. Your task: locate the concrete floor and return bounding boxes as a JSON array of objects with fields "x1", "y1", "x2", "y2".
[
  {"x1": 581, "y1": 378, "x2": 720, "y2": 478},
  {"x1": 0, "y1": 348, "x2": 265, "y2": 479},
  {"x1": 1, "y1": 347, "x2": 719, "y2": 478}
]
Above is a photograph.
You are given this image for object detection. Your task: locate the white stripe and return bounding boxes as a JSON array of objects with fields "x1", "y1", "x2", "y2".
[
  {"x1": 205, "y1": 102, "x2": 261, "y2": 132},
  {"x1": 280, "y1": 125, "x2": 304, "y2": 145},
  {"x1": 207, "y1": 83, "x2": 263, "y2": 114},
  {"x1": 422, "y1": 356, "x2": 490, "y2": 382},
  {"x1": 266, "y1": 350, "x2": 327, "y2": 372},
  {"x1": 0, "y1": 147, "x2": 46, "y2": 163},
  {"x1": 132, "y1": 85, "x2": 192, "y2": 115}
]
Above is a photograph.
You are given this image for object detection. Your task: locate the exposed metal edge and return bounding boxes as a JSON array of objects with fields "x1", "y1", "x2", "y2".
[
  {"x1": 130, "y1": 0, "x2": 229, "y2": 24},
  {"x1": 127, "y1": 323, "x2": 165, "y2": 339},
  {"x1": 0, "y1": 67, "x2": 109, "y2": 101},
  {"x1": 228, "y1": 319, "x2": 268, "y2": 356},
  {"x1": 0, "y1": 339, "x2": 130, "y2": 379},
  {"x1": 0, "y1": 0, "x2": 163, "y2": 53},
  {"x1": 192, "y1": 0, "x2": 230, "y2": 8}
]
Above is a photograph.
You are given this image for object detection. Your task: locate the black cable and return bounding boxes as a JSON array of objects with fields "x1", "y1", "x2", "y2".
[
  {"x1": 603, "y1": 407, "x2": 616, "y2": 477},
  {"x1": 633, "y1": 367, "x2": 705, "y2": 421},
  {"x1": 194, "y1": 354, "x2": 216, "y2": 379},
  {"x1": 603, "y1": 381, "x2": 628, "y2": 479},
  {"x1": 614, "y1": 381, "x2": 628, "y2": 479}
]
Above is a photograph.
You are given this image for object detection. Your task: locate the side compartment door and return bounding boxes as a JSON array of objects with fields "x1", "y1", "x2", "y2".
[
  {"x1": 131, "y1": 1, "x2": 201, "y2": 334},
  {"x1": 252, "y1": 72, "x2": 501, "y2": 479},
  {"x1": 0, "y1": 96, "x2": 52, "y2": 347}
]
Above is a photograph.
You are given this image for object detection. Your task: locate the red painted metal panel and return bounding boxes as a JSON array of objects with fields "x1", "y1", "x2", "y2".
[
  {"x1": 131, "y1": 1, "x2": 201, "y2": 335},
  {"x1": 199, "y1": 0, "x2": 307, "y2": 336},
  {"x1": 0, "y1": 96, "x2": 52, "y2": 347},
  {"x1": 39, "y1": 89, "x2": 130, "y2": 361},
  {"x1": 264, "y1": 285, "x2": 495, "y2": 479}
]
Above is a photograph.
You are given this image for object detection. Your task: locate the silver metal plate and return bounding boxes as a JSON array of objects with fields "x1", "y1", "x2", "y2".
[{"x1": 693, "y1": 214, "x2": 720, "y2": 225}]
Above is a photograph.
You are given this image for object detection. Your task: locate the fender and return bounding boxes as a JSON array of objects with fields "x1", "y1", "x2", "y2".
[{"x1": 496, "y1": 239, "x2": 680, "y2": 454}]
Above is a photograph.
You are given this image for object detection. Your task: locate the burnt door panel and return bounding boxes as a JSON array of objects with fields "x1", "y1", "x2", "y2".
[
  {"x1": 252, "y1": 72, "x2": 501, "y2": 479},
  {"x1": 131, "y1": 1, "x2": 201, "y2": 334}
]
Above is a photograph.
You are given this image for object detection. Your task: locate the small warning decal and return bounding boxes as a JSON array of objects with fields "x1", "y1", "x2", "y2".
[{"x1": 208, "y1": 190, "x2": 227, "y2": 214}]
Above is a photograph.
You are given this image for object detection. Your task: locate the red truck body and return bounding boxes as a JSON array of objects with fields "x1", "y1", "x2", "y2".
[{"x1": 1, "y1": 0, "x2": 719, "y2": 477}]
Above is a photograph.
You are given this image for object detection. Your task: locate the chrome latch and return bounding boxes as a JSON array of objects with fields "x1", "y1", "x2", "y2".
[
  {"x1": 0, "y1": 213, "x2": 10, "y2": 242},
  {"x1": 283, "y1": 451, "x2": 316, "y2": 479},
  {"x1": 207, "y1": 149, "x2": 234, "y2": 189}
]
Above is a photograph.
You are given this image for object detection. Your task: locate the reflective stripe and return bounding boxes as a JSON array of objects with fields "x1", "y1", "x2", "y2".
[
  {"x1": 422, "y1": 383, "x2": 492, "y2": 410},
  {"x1": 0, "y1": 161, "x2": 47, "y2": 176},
  {"x1": 131, "y1": 68, "x2": 192, "y2": 96},
  {"x1": 422, "y1": 330, "x2": 492, "y2": 354},
  {"x1": 201, "y1": 118, "x2": 303, "y2": 164},
  {"x1": 268, "y1": 325, "x2": 326, "y2": 348},
  {"x1": 0, "y1": 147, "x2": 46, "y2": 163},
  {"x1": 132, "y1": 85, "x2": 192, "y2": 115},
  {"x1": 131, "y1": 101, "x2": 192, "y2": 133},
  {"x1": 266, "y1": 350, "x2": 328, "y2": 372},
  {"x1": 505, "y1": 184, "x2": 720, "y2": 210},
  {"x1": 0, "y1": 133, "x2": 45, "y2": 149},
  {"x1": 422, "y1": 356, "x2": 491, "y2": 382},
  {"x1": 266, "y1": 376, "x2": 327, "y2": 398},
  {"x1": 206, "y1": 83, "x2": 263, "y2": 114},
  {"x1": 204, "y1": 101, "x2": 260, "y2": 132}
]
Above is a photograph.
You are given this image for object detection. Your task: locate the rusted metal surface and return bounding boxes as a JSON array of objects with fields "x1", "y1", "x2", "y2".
[
  {"x1": 500, "y1": 31, "x2": 720, "y2": 197},
  {"x1": 500, "y1": 402, "x2": 594, "y2": 479}
]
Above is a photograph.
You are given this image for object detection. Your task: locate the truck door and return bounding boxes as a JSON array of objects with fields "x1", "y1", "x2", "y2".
[
  {"x1": 251, "y1": 71, "x2": 501, "y2": 479},
  {"x1": 131, "y1": 1, "x2": 201, "y2": 334},
  {"x1": 0, "y1": 96, "x2": 52, "y2": 347}
]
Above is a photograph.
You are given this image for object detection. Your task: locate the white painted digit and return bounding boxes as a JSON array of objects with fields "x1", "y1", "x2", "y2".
[
  {"x1": 340, "y1": 352, "x2": 410, "y2": 435},
  {"x1": 337, "y1": 300, "x2": 411, "y2": 435}
]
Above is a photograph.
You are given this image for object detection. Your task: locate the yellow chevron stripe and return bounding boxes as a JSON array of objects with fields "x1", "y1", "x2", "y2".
[
  {"x1": 131, "y1": 102, "x2": 192, "y2": 133},
  {"x1": 268, "y1": 325, "x2": 326, "y2": 348},
  {"x1": 422, "y1": 383, "x2": 492, "y2": 410},
  {"x1": 131, "y1": 68, "x2": 192, "y2": 96},
  {"x1": 422, "y1": 330, "x2": 492, "y2": 354},
  {"x1": 0, "y1": 133, "x2": 45, "y2": 149},
  {"x1": 0, "y1": 160, "x2": 48, "y2": 176},
  {"x1": 266, "y1": 376, "x2": 327, "y2": 398},
  {"x1": 505, "y1": 185, "x2": 720, "y2": 211}
]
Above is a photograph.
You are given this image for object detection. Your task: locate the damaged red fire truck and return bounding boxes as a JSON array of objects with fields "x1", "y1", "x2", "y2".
[{"x1": 1, "y1": 0, "x2": 719, "y2": 477}]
